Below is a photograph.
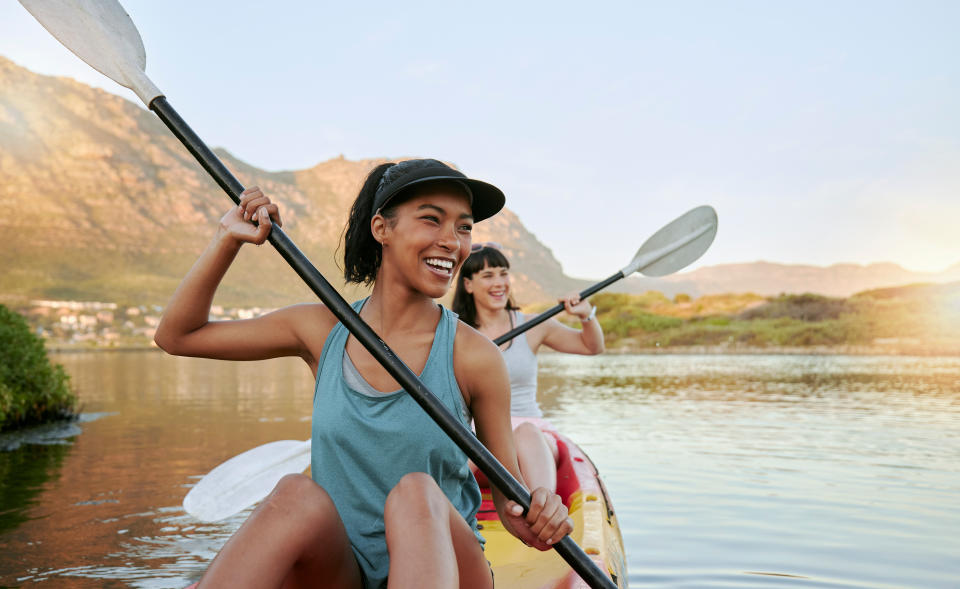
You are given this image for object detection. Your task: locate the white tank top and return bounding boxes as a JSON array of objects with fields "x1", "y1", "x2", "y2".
[{"x1": 501, "y1": 312, "x2": 541, "y2": 417}]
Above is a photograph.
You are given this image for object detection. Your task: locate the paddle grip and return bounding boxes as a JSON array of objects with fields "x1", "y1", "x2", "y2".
[
  {"x1": 149, "y1": 97, "x2": 617, "y2": 589},
  {"x1": 493, "y1": 271, "x2": 623, "y2": 346}
]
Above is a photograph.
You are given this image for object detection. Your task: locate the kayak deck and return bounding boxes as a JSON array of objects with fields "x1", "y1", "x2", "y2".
[
  {"x1": 184, "y1": 427, "x2": 626, "y2": 588},
  {"x1": 476, "y1": 426, "x2": 627, "y2": 588}
]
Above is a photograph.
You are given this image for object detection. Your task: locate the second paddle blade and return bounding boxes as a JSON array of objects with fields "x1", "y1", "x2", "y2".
[{"x1": 183, "y1": 439, "x2": 312, "y2": 522}]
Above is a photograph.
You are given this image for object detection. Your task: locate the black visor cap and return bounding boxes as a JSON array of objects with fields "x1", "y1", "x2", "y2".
[{"x1": 372, "y1": 159, "x2": 505, "y2": 223}]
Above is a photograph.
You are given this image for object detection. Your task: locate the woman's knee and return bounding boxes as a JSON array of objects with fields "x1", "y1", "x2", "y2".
[
  {"x1": 263, "y1": 473, "x2": 338, "y2": 528},
  {"x1": 515, "y1": 422, "x2": 552, "y2": 454},
  {"x1": 385, "y1": 472, "x2": 445, "y2": 519},
  {"x1": 514, "y1": 421, "x2": 542, "y2": 443},
  {"x1": 514, "y1": 423, "x2": 559, "y2": 464}
]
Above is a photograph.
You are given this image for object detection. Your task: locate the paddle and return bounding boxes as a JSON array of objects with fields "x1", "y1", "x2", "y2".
[
  {"x1": 181, "y1": 205, "x2": 718, "y2": 521},
  {"x1": 19, "y1": 2, "x2": 616, "y2": 586},
  {"x1": 494, "y1": 205, "x2": 717, "y2": 346},
  {"x1": 183, "y1": 439, "x2": 312, "y2": 523}
]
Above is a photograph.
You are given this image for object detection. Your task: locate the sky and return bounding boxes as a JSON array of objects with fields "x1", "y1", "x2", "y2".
[{"x1": 2, "y1": 0, "x2": 958, "y2": 279}]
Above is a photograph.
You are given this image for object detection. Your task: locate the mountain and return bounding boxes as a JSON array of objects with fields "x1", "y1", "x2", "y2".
[
  {"x1": 0, "y1": 56, "x2": 572, "y2": 307},
  {"x1": 1, "y1": 56, "x2": 957, "y2": 306},
  {"x1": 621, "y1": 262, "x2": 960, "y2": 297},
  {"x1": 618, "y1": 260, "x2": 960, "y2": 298}
]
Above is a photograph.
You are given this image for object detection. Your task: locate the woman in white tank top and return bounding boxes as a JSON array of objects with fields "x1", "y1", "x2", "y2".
[{"x1": 451, "y1": 244, "x2": 605, "y2": 492}]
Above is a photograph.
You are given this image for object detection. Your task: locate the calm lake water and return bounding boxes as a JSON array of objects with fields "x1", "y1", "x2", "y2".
[{"x1": 1, "y1": 352, "x2": 958, "y2": 588}]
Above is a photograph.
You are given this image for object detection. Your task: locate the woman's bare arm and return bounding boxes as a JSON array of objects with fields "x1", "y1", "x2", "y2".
[
  {"x1": 536, "y1": 293, "x2": 605, "y2": 355},
  {"x1": 455, "y1": 325, "x2": 573, "y2": 549},
  {"x1": 154, "y1": 188, "x2": 334, "y2": 366}
]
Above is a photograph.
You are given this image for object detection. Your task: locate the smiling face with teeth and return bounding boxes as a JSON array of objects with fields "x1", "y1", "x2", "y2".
[
  {"x1": 450, "y1": 245, "x2": 521, "y2": 329},
  {"x1": 372, "y1": 182, "x2": 474, "y2": 299},
  {"x1": 462, "y1": 264, "x2": 512, "y2": 311}
]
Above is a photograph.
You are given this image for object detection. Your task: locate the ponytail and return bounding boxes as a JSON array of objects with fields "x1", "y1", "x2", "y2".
[{"x1": 342, "y1": 163, "x2": 395, "y2": 284}]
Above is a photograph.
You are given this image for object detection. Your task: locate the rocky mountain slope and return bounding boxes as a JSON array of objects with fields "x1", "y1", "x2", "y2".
[
  {"x1": 2, "y1": 56, "x2": 957, "y2": 306},
  {"x1": 0, "y1": 56, "x2": 571, "y2": 307}
]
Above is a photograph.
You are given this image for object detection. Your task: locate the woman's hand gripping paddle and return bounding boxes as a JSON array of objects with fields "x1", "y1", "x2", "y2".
[
  {"x1": 494, "y1": 205, "x2": 718, "y2": 346},
  {"x1": 18, "y1": 1, "x2": 617, "y2": 586}
]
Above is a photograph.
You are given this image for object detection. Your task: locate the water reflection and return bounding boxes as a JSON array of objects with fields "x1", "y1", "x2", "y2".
[
  {"x1": 1, "y1": 352, "x2": 958, "y2": 587},
  {"x1": 0, "y1": 413, "x2": 118, "y2": 536},
  {"x1": 538, "y1": 354, "x2": 960, "y2": 588},
  {"x1": 1, "y1": 351, "x2": 314, "y2": 588},
  {"x1": 0, "y1": 439, "x2": 73, "y2": 536}
]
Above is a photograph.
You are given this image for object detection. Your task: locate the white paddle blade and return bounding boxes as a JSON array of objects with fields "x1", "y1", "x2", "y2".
[
  {"x1": 622, "y1": 205, "x2": 718, "y2": 277},
  {"x1": 19, "y1": 0, "x2": 162, "y2": 105},
  {"x1": 183, "y1": 439, "x2": 312, "y2": 523}
]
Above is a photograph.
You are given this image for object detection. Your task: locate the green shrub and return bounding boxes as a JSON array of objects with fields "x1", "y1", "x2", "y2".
[
  {"x1": 566, "y1": 284, "x2": 959, "y2": 350},
  {"x1": 600, "y1": 310, "x2": 682, "y2": 338},
  {"x1": 0, "y1": 305, "x2": 77, "y2": 431},
  {"x1": 740, "y1": 293, "x2": 853, "y2": 322}
]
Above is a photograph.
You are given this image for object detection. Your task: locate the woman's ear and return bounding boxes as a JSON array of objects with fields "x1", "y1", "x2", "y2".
[
  {"x1": 463, "y1": 276, "x2": 474, "y2": 294},
  {"x1": 370, "y1": 213, "x2": 388, "y2": 245}
]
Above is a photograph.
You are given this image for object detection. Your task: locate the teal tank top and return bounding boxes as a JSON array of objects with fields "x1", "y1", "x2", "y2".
[{"x1": 311, "y1": 299, "x2": 482, "y2": 588}]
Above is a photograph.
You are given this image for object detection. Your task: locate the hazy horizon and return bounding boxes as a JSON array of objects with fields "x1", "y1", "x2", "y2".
[{"x1": 2, "y1": 1, "x2": 958, "y2": 277}]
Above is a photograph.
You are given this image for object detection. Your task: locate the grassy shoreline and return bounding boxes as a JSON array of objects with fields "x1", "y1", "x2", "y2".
[
  {"x1": 44, "y1": 341, "x2": 960, "y2": 357},
  {"x1": 20, "y1": 280, "x2": 960, "y2": 358},
  {"x1": 535, "y1": 284, "x2": 960, "y2": 358},
  {"x1": 596, "y1": 344, "x2": 960, "y2": 356}
]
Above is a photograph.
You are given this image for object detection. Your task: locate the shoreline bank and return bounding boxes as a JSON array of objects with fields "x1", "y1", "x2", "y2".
[{"x1": 45, "y1": 342, "x2": 960, "y2": 357}]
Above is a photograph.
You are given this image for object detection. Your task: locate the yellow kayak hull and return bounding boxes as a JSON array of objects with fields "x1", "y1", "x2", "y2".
[{"x1": 477, "y1": 423, "x2": 628, "y2": 588}]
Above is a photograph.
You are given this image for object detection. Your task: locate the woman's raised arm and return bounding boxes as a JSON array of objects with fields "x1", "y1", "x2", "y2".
[{"x1": 154, "y1": 188, "x2": 332, "y2": 365}]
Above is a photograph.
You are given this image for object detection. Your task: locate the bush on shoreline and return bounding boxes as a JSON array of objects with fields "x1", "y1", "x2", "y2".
[
  {"x1": 0, "y1": 305, "x2": 77, "y2": 432},
  {"x1": 573, "y1": 285, "x2": 960, "y2": 353}
]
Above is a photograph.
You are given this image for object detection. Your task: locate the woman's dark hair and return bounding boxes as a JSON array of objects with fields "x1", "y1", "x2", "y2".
[
  {"x1": 451, "y1": 247, "x2": 520, "y2": 328},
  {"x1": 341, "y1": 163, "x2": 397, "y2": 284},
  {"x1": 341, "y1": 163, "x2": 474, "y2": 285}
]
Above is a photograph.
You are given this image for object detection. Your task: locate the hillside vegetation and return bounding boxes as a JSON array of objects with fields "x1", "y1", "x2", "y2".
[{"x1": 534, "y1": 282, "x2": 960, "y2": 354}]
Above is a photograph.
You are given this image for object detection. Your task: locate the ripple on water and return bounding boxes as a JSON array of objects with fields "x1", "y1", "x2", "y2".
[{"x1": 3, "y1": 352, "x2": 958, "y2": 587}]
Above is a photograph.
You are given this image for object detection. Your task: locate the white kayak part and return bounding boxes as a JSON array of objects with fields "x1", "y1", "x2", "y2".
[
  {"x1": 621, "y1": 205, "x2": 718, "y2": 277},
  {"x1": 183, "y1": 439, "x2": 312, "y2": 522},
  {"x1": 19, "y1": 0, "x2": 163, "y2": 105}
]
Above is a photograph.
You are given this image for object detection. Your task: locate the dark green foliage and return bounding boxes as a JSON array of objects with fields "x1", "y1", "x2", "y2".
[{"x1": 0, "y1": 305, "x2": 77, "y2": 431}]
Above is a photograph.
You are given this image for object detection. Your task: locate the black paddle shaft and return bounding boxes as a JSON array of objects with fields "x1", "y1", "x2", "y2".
[
  {"x1": 149, "y1": 96, "x2": 617, "y2": 589},
  {"x1": 493, "y1": 271, "x2": 623, "y2": 346}
]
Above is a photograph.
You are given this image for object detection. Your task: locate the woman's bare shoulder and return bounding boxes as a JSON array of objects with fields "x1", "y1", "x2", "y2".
[
  {"x1": 453, "y1": 321, "x2": 507, "y2": 392},
  {"x1": 286, "y1": 301, "x2": 339, "y2": 335},
  {"x1": 454, "y1": 320, "x2": 500, "y2": 358},
  {"x1": 522, "y1": 312, "x2": 557, "y2": 349}
]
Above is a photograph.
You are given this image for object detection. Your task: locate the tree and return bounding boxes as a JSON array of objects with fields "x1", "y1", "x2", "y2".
[{"x1": 0, "y1": 305, "x2": 77, "y2": 431}]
